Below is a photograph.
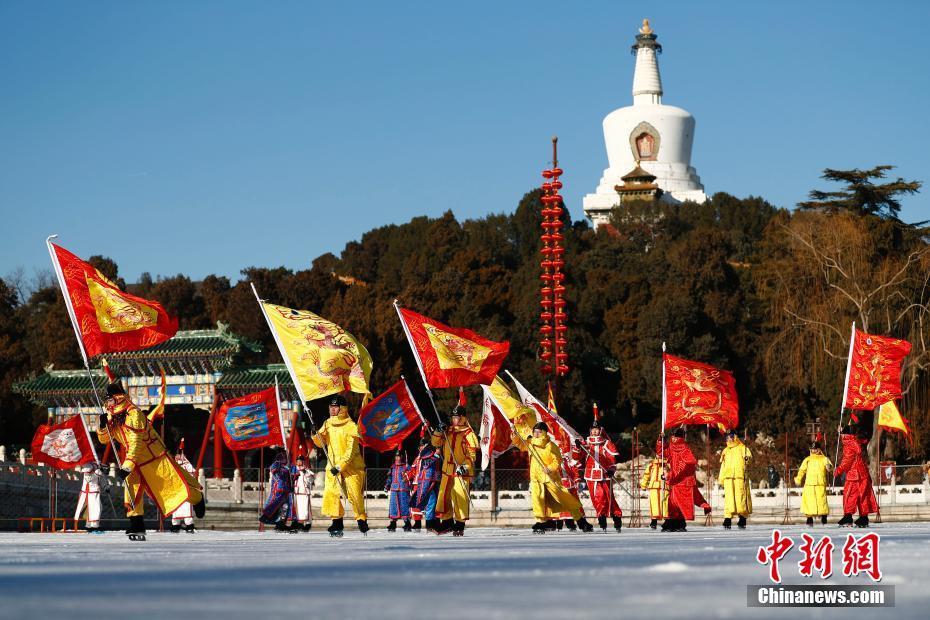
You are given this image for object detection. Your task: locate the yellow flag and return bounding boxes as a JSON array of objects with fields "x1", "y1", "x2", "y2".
[
  {"x1": 485, "y1": 376, "x2": 537, "y2": 439},
  {"x1": 262, "y1": 302, "x2": 372, "y2": 400},
  {"x1": 878, "y1": 400, "x2": 910, "y2": 436}
]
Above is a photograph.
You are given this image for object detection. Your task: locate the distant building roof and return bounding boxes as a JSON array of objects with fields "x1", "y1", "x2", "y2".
[
  {"x1": 103, "y1": 323, "x2": 261, "y2": 376},
  {"x1": 216, "y1": 364, "x2": 297, "y2": 400}
]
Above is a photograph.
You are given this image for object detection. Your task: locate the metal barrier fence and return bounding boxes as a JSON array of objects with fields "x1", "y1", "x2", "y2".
[{"x1": 4, "y1": 455, "x2": 929, "y2": 527}]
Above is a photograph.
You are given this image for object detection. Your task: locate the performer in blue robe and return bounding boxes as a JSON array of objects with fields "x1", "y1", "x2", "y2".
[
  {"x1": 385, "y1": 451, "x2": 411, "y2": 532},
  {"x1": 411, "y1": 437, "x2": 442, "y2": 531},
  {"x1": 259, "y1": 451, "x2": 296, "y2": 531}
]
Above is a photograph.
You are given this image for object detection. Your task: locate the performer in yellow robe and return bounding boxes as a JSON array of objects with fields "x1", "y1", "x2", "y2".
[
  {"x1": 517, "y1": 422, "x2": 593, "y2": 533},
  {"x1": 97, "y1": 363, "x2": 203, "y2": 536},
  {"x1": 431, "y1": 406, "x2": 478, "y2": 536},
  {"x1": 718, "y1": 430, "x2": 752, "y2": 530},
  {"x1": 310, "y1": 394, "x2": 368, "y2": 536},
  {"x1": 640, "y1": 437, "x2": 669, "y2": 529},
  {"x1": 794, "y1": 441, "x2": 833, "y2": 526}
]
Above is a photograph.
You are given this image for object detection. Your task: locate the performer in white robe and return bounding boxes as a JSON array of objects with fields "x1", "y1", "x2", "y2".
[
  {"x1": 293, "y1": 454, "x2": 315, "y2": 532},
  {"x1": 75, "y1": 463, "x2": 103, "y2": 532},
  {"x1": 170, "y1": 439, "x2": 198, "y2": 533}
]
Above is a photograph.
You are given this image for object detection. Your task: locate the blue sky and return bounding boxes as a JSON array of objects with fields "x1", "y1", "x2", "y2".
[{"x1": 2, "y1": 1, "x2": 928, "y2": 284}]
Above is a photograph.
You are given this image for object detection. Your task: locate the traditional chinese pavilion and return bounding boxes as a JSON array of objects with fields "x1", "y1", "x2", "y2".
[{"x1": 13, "y1": 324, "x2": 308, "y2": 477}]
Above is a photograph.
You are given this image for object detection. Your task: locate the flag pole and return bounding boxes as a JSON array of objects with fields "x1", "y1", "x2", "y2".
[
  {"x1": 660, "y1": 342, "x2": 667, "y2": 520},
  {"x1": 832, "y1": 322, "x2": 856, "y2": 486},
  {"x1": 401, "y1": 375, "x2": 430, "y2": 429},
  {"x1": 46, "y1": 236, "x2": 134, "y2": 510},
  {"x1": 250, "y1": 283, "x2": 348, "y2": 501},
  {"x1": 274, "y1": 376, "x2": 288, "y2": 463}
]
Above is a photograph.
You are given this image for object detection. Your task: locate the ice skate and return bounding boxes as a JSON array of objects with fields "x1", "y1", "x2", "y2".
[
  {"x1": 597, "y1": 516, "x2": 608, "y2": 532},
  {"x1": 737, "y1": 516, "x2": 747, "y2": 530},
  {"x1": 433, "y1": 519, "x2": 455, "y2": 536},
  {"x1": 854, "y1": 515, "x2": 869, "y2": 528},
  {"x1": 327, "y1": 518, "x2": 344, "y2": 538},
  {"x1": 722, "y1": 518, "x2": 732, "y2": 530},
  {"x1": 169, "y1": 523, "x2": 182, "y2": 533},
  {"x1": 838, "y1": 513, "x2": 854, "y2": 527},
  {"x1": 357, "y1": 519, "x2": 370, "y2": 535},
  {"x1": 576, "y1": 518, "x2": 594, "y2": 533},
  {"x1": 649, "y1": 519, "x2": 657, "y2": 530},
  {"x1": 387, "y1": 519, "x2": 397, "y2": 532},
  {"x1": 612, "y1": 516, "x2": 622, "y2": 532},
  {"x1": 820, "y1": 515, "x2": 828, "y2": 525},
  {"x1": 125, "y1": 516, "x2": 146, "y2": 541},
  {"x1": 452, "y1": 521, "x2": 466, "y2": 537},
  {"x1": 412, "y1": 520, "x2": 422, "y2": 532},
  {"x1": 563, "y1": 518, "x2": 577, "y2": 532},
  {"x1": 806, "y1": 517, "x2": 814, "y2": 526},
  {"x1": 402, "y1": 519, "x2": 412, "y2": 532},
  {"x1": 184, "y1": 523, "x2": 196, "y2": 533}
]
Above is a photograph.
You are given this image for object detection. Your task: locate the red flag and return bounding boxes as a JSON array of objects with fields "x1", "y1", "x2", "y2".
[
  {"x1": 397, "y1": 305, "x2": 509, "y2": 388},
  {"x1": 845, "y1": 329, "x2": 911, "y2": 411},
  {"x1": 479, "y1": 391, "x2": 513, "y2": 470},
  {"x1": 663, "y1": 353, "x2": 739, "y2": 430},
  {"x1": 357, "y1": 379, "x2": 425, "y2": 453},
  {"x1": 217, "y1": 387, "x2": 286, "y2": 451},
  {"x1": 31, "y1": 415, "x2": 96, "y2": 470},
  {"x1": 49, "y1": 242, "x2": 178, "y2": 359}
]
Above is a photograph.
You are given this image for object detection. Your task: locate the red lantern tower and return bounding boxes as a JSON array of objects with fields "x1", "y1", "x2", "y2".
[{"x1": 539, "y1": 137, "x2": 569, "y2": 386}]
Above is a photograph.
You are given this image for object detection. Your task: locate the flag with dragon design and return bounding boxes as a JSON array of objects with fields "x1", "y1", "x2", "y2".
[
  {"x1": 663, "y1": 353, "x2": 739, "y2": 430},
  {"x1": 844, "y1": 329, "x2": 911, "y2": 411}
]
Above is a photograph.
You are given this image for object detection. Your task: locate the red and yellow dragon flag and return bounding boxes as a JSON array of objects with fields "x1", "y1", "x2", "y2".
[
  {"x1": 878, "y1": 400, "x2": 911, "y2": 441},
  {"x1": 48, "y1": 240, "x2": 178, "y2": 361},
  {"x1": 395, "y1": 304, "x2": 509, "y2": 389},
  {"x1": 663, "y1": 353, "x2": 739, "y2": 431},
  {"x1": 844, "y1": 329, "x2": 911, "y2": 411}
]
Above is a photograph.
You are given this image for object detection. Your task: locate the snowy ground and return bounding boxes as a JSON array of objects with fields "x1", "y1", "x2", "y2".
[{"x1": 0, "y1": 524, "x2": 926, "y2": 620}]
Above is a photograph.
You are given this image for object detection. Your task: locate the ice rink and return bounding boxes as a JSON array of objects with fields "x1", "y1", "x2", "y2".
[{"x1": 0, "y1": 523, "x2": 927, "y2": 619}]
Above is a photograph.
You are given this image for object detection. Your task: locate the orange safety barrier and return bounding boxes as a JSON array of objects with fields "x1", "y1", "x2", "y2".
[{"x1": 17, "y1": 517, "x2": 81, "y2": 533}]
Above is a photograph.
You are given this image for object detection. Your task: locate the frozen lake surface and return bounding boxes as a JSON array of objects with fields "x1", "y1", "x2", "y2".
[{"x1": 0, "y1": 523, "x2": 927, "y2": 619}]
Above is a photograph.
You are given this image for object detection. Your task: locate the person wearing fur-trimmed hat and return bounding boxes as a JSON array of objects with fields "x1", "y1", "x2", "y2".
[
  {"x1": 718, "y1": 429, "x2": 753, "y2": 530},
  {"x1": 385, "y1": 450, "x2": 412, "y2": 532},
  {"x1": 96, "y1": 360, "x2": 204, "y2": 537},
  {"x1": 518, "y1": 421, "x2": 594, "y2": 534},
  {"x1": 640, "y1": 436, "x2": 669, "y2": 529},
  {"x1": 794, "y1": 441, "x2": 832, "y2": 526},
  {"x1": 293, "y1": 454, "x2": 315, "y2": 532},
  {"x1": 575, "y1": 404, "x2": 622, "y2": 532},
  {"x1": 408, "y1": 427, "x2": 441, "y2": 531},
  {"x1": 310, "y1": 393, "x2": 368, "y2": 535},
  {"x1": 430, "y1": 392, "x2": 478, "y2": 536},
  {"x1": 169, "y1": 438, "x2": 198, "y2": 533},
  {"x1": 835, "y1": 422, "x2": 878, "y2": 528}
]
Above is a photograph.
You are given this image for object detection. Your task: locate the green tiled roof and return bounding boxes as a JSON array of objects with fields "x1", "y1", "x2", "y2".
[
  {"x1": 103, "y1": 323, "x2": 261, "y2": 360},
  {"x1": 13, "y1": 369, "x2": 107, "y2": 405},
  {"x1": 216, "y1": 364, "x2": 296, "y2": 396},
  {"x1": 215, "y1": 364, "x2": 291, "y2": 389}
]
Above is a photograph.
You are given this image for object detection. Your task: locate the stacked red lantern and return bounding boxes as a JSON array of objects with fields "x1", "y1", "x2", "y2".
[{"x1": 539, "y1": 137, "x2": 569, "y2": 376}]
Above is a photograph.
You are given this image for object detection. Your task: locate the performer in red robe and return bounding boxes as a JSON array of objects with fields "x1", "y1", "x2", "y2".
[
  {"x1": 663, "y1": 427, "x2": 710, "y2": 532},
  {"x1": 574, "y1": 413, "x2": 622, "y2": 532},
  {"x1": 835, "y1": 424, "x2": 879, "y2": 528}
]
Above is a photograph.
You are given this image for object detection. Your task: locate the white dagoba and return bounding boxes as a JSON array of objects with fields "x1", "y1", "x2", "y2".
[{"x1": 583, "y1": 19, "x2": 706, "y2": 227}]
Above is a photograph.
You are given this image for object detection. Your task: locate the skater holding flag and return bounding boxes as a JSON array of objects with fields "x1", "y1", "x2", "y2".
[
  {"x1": 251, "y1": 284, "x2": 372, "y2": 537},
  {"x1": 577, "y1": 403, "x2": 622, "y2": 532}
]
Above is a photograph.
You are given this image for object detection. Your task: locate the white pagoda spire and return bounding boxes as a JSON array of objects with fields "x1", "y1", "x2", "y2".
[
  {"x1": 582, "y1": 18, "x2": 707, "y2": 227},
  {"x1": 632, "y1": 19, "x2": 663, "y2": 105}
]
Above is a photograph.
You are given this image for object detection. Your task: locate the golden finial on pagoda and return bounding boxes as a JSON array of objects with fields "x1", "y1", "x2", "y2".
[{"x1": 639, "y1": 18, "x2": 653, "y2": 35}]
